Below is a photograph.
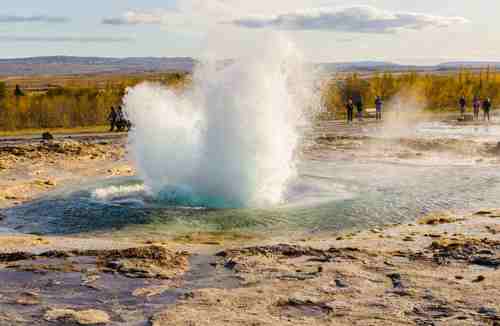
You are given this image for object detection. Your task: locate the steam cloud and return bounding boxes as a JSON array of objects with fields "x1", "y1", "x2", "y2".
[{"x1": 124, "y1": 35, "x2": 321, "y2": 208}]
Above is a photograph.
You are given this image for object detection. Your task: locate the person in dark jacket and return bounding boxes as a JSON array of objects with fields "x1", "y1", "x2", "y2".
[
  {"x1": 459, "y1": 96, "x2": 466, "y2": 116},
  {"x1": 355, "y1": 96, "x2": 364, "y2": 121},
  {"x1": 473, "y1": 96, "x2": 481, "y2": 121},
  {"x1": 375, "y1": 96, "x2": 383, "y2": 121},
  {"x1": 346, "y1": 98, "x2": 354, "y2": 124},
  {"x1": 483, "y1": 98, "x2": 492, "y2": 121},
  {"x1": 108, "y1": 107, "x2": 117, "y2": 132}
]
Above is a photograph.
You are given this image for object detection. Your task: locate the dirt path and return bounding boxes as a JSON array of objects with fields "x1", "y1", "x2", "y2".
[{"x1": 0, "y1": 131, "x2": 127, "y2": 147}]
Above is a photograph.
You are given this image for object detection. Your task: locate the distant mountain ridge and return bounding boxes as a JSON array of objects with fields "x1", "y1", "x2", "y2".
[
  {"x1": 1, "y1": 56, "x2": 499, "y2": 76},
  {"x1": 0, "y1": 56, "x2": 196, "y2": 75}
]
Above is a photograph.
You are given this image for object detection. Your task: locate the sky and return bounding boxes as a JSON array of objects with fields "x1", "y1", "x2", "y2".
[{"x1": 0, "y1": 0, "x2": 499, "y2": 64}]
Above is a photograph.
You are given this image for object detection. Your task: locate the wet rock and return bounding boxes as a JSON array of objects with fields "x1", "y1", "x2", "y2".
[
  {"x1": 44, "y1": 308, "x2": 110, "y2": 325},
  {"x1": 412, "y1": 304, "x2": 456, "y2": 319},
  {"x1": 428, "y1": 238, "x2": 500, "y2": 265},
  {"x1": 42, "y1": 132, "x2": 54, "y2": 141},
  {"x1": 279, "y1": 273, "x2": 319, "y2": 281},
  {"x1": 132, "y1": 286, "x2": 172, "y2": 298},
  {"x1": 335, "y1": 279, "x2": 348, "y2": 288},
  {"x1": 223, "y1": 260, "x2": 238, "y2": 270},
  {"x1": 387, "y1": 273, "x2": 404, "y2": 288},
  {"x1": 278, "y1": 297, "x2": 334, "y2": 318},
  {"x1": 0, "y1": 246, "x2": 189, "y2": 279},
  {"x1": 89, "y1": 246, "x2": 189, "y2": 279},
  {"x1": 0, "y1": 252, "x2": 34, "y2": 262},
  {"x1": 44, "y1": 179, "x2": 57, "y2": 186},
  {"x1": 471, "y1": 256, "x2": 500, "y2": 268},
  {"x1": 217, "y1": 244, "x2": 326, "y2": 259},
  {"x1": 418, "y1": 212, "x2": 457, "y2": 225},
  {"x1": 217, "y1": 244, "x2": 360, "y2": 262},
  {"x1": 14, "y1": 292, "x2": 40, "y2": 306},
  {"x1": 478, "y1": 307, "x2": 500, "y2": 320}
]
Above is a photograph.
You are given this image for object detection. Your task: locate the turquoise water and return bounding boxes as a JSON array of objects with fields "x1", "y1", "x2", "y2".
[{"x1": 5, "y1": 157, "x2": 500, "y2": 237}]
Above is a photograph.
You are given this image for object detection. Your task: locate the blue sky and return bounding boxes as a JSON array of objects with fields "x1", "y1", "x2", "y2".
[{"x1": 1, "y1": 0, "x2": 499, "y2": 64}]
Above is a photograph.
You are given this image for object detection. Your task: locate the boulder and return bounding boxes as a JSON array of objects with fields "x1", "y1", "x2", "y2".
[{"x1": 42, "y1": 132, "x2": 54, "y2": 141}]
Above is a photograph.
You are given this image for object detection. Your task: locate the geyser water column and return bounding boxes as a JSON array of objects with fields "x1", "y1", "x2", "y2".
[{"x1": 124, "y1": 37, "x2": 320, "y2": 208}]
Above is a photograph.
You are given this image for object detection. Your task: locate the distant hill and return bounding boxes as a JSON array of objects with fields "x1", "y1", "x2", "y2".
[
  {"x1": 1, "y1": 56, "x2": 499, "y2": 76},
  {"x1": 315, "y1": 61, "x2": 415, "y2": 73},
  {"x1": 437, "y1": 61, "x2": 500, "y2": 70},
  {"x1": 0, "y1": 56, "x2": 196, "y2": 76}
]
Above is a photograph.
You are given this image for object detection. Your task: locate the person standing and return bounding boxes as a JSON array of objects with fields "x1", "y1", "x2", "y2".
[
  {"x1": 346, "y1": 98, "x2": 354, "y2": 124},
  {"x1": 473, "y1": 97, "x2": 481, "y2": 121},
  {"x1": 108, "y1": 106, "x2": 117, "y2": 132},
  {"x1": 483, "y1": 98, "x2": 492, "y2": 121},
  {"x1": 375, "y1": 96, "x2": 383, "y2": 121},
  {"x1": 459, "y1": 96, "x2": 467, "y2": 117},
  {"x1": 355, "y1": 96, "x2": 364, "y2": 122}
]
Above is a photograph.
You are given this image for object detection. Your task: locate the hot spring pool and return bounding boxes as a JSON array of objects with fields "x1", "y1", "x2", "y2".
[{"x1": 5, "y1": 158, "x2": 500, "y2": 238}]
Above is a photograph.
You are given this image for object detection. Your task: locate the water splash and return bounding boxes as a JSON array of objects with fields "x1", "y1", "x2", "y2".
[{"x1": 124, "y1": 36, "x2": 321, "y2": 208}]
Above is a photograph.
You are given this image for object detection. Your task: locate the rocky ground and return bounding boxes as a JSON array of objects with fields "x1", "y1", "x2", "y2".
[
  {"x1": 1, "y1": 210, "x2": 498, "y2": 325},
  {"x1": 0, "y1": 137, "x2": 133, "y2": 209},
  {"x1": 155, "y1": 210, "x2": 500, "y2": 326},
  {"x1": 0, "y1": 122, "x2": 500, "y2": 325}
]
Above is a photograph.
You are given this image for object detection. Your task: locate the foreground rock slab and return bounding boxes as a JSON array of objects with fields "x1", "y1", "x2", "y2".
[
  {"x1": 152, "y1": 210, "x2": 500, "y2": 326},
  {"x1": 44, "y1": 308, "x2": 110, "y2": 325}
]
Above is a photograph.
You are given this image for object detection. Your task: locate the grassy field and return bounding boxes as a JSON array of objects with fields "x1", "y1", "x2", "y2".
[{"x1": 1, "y1": 68, "x2": 499, "y2": 132}]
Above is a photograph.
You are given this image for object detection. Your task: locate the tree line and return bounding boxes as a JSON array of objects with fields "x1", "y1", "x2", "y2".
[
  {"x1": 323, "y1": 68, "x2": 500, "y2": 115},
  {"x1": 1, "y1": 69, "x2": 500, "y2": 131},
  {"x1": 0, "y1": 73, "x2": 187, "y2": 131}
]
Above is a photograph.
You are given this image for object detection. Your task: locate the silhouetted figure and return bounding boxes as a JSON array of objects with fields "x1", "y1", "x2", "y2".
[
  {"x1": 355, "y1": 96, "x2": 364, "y2": 121},
  {"x1": 483, "y1": 98, "x2": 492, "y2": 121},
  {"x1": 108, "y1": 107, "x2": 117, "y2": 132},
  {"x1": 117, "y1": 106, "x2": 125, "y2": 122},
  {"x1": 115, "y1": 106, "x2": 132, "y2": 132},
  {"x1": 459, "y1": 96, "x2": 466, "y2": 117},
  {"x1": 375, "y1": 96, "x2": 383, "y2": 121},
  {"x1": 473, "y1": 97, "x2": 481, "y2": 121},
  {"x1": 346, "y1": 98, "x2": 354, "y2": 124},
  {"x1": 14, "y1": 85, "x2": 24, "y2": 97}
]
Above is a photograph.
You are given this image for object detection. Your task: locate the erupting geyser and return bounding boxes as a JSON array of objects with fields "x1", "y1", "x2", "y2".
[{"x1": 124, "y1": 36, "x2": 321, "y2": 208}]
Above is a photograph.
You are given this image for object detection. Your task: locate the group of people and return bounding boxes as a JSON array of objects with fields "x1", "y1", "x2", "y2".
[
  {"x1": 108, "y1": 106, "x2": 132, "y2": 132},
  {"x1": 459, "y1": 96, "x2": 492, "y2": 121},
  {"x1": 345, "y1": 96, "x2": 384, "y2": 123},
  {"x1": 345, "y1": 95, "x2": 493, "y2": 124}
]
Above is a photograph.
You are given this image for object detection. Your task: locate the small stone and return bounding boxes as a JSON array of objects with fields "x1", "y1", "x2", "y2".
[
  {"x1": 44, "y1": 179, "x2": 56, "y2": 186},
  {"x1": 472, "y1": 275, "x2": 485, "y2": 283},
  {"x1": 42, "y1": 132, "x2": 54, "y2": 141},
  {"x1": 335, "y1": 279, "x2": 348, "y2": 288},
  {"x1": 387, "y1": 273, "x2": 404, "y2": 288}
]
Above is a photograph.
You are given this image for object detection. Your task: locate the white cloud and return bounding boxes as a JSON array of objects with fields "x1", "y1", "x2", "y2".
[
  {"x1": 102, "y1": 10, "x2": 170, "y2": 25},
  {"x1": 0, "y1": 35, "x2": 133, "y2": 43},
  {"x1": 0, "y1": 15, "x2": 69, "y2": 23},
  {"x1": 227, "y1": 5, "x2": 468, "y2": 33}
]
